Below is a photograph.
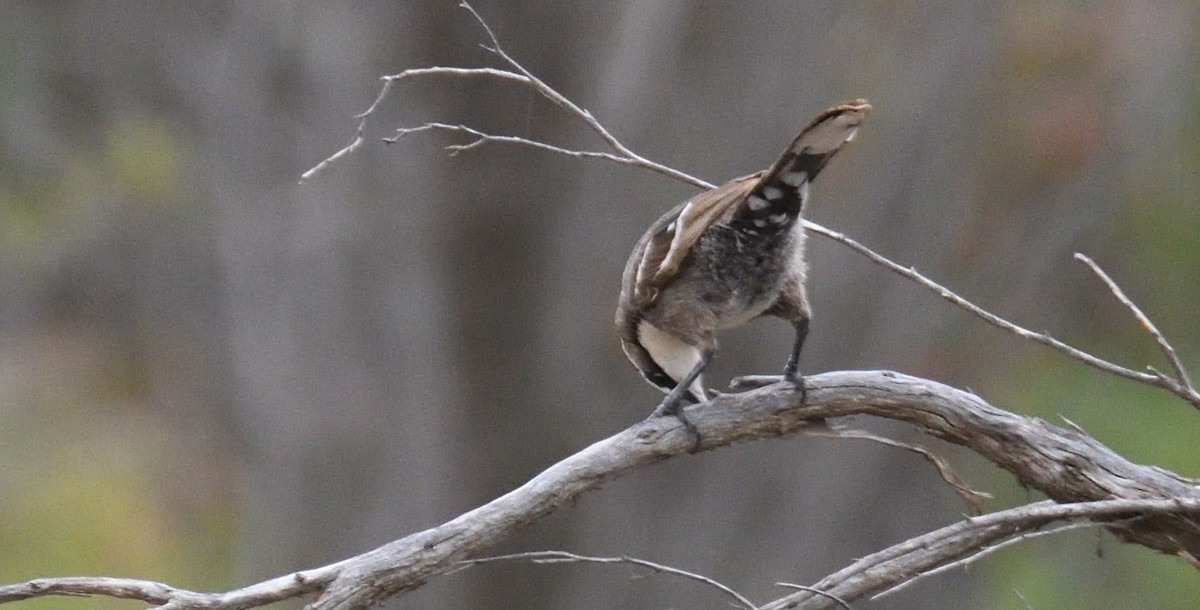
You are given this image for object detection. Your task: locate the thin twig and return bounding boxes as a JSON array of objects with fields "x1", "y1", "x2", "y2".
[
  {"x1": 804, "y1": 426, "x2": 992, "y2": 515},
  {"x1": 1074, "y1": 253, "x2": 1199, "y2": 407},
  {"x1": 385, "y1": 123, "x2": 641, "y2": 167},
  {"x1": 802, "y1": 223, "x2": 1165, "y2": 386},
  {"x1": 1013, "y1": 588, "x2": 1036, "y2": 610},
  {"x1": 870, "y1": 520, "x2": 1103, "y2": 600},
  {"x1": 300, "y1": 67, "x2": 533, "y2": 184},
  {"x1": 301, "y1": 3, "x2": 715, "y2": 189},
  {"x1": 456, "y1": 2, "x2": 714, "y2": 190},
  {"x1": 773, "y1": 582, "x2": 854, "y2": 610},
  {"x1": 761, "y1": 498, "x2": 1200, "y2": 610},
  {"x1": 0, "y1": 560, "x2": 345, "y2": 609},
  {"x1": 457, "y1": 551, "x2": 758, "y2": 610}
]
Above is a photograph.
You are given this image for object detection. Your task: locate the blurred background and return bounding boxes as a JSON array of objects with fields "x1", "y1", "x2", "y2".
[{"x1": 1, "y1": 2, "x2": 1198, "y2": 609}]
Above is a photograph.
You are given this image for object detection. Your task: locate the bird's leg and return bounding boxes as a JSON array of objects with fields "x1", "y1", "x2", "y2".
[
  {"x1": 727, "y1": 318, "x2": 810, "y2": 393},
  {"x1": 782, "y1": 317, "x2": 809, "y2": 402},
  {"x1": 651, "y1": 349, "x2": 713, "y2": 443}
]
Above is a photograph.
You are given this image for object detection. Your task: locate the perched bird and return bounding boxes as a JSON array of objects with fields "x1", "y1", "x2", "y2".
[{"x1": 616, "y1": 100, "x2": 871, "y2": 429}]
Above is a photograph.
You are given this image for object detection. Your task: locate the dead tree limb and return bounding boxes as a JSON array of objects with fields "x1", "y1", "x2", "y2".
[
  {"x1": 6, "y1": 371, "x2": 1195, "y2": 609},
  {"x1": 283, "y1": 370, "x2": 1200, "y2": 609}
]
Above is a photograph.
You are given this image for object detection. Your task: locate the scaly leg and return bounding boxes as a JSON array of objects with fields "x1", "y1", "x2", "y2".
[
  {"x1": 782, "y1": 317, "x2": 809, "y2": 402},
  {"x1": 651, "y1": 348, "x2": 713, "y2": 442}
]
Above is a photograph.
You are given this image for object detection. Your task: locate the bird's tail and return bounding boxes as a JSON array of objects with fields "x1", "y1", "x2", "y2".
[{"x1": 734, "y1": 99, "x2": 871, "y2": 228}]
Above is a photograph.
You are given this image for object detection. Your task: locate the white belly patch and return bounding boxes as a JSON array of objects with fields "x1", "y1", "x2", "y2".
[{"x1": 637, "y1": 321, "x2": 707, "y2": 400}]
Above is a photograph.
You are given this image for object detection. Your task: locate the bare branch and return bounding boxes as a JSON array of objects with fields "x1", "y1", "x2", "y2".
[
  {"x1": 0, "y1": 561, "x2": 347, "y2": 609},
  {"x1": 385, "y1": 123, "x2": 641, "y2": 167},
  {"x1": 870, "y1": 520, "x2": 1102, "y2": 601},
  {"x1": 801, "y1": 223, "x2": 1177, "y2": 389},
  {"x1": 300, "y1": 67, "x2": 533, "y2": 184},
  {"x1": 762, "y1": 498, "x2": 1200, "y2": 610},
  {"x1": 4, "y1": 372, "x2": 1198, "y2": 610},
  {"x1": 457, "y1": 551, "x2": 758, "y2": 610},
  {"x1": 301, "y1": 2, "x2": 714, "y2": 189},
  {"x1": 1074, "y1": 253, "x2": 1200, "y2": 408},
  {"x1": 773, "y1": 583, "x2": 854, "y2": 610},
  {"x1": 455, "y1": 2, "x2": 713, "y2": 189},
  {"x1": 302, "y1": 371, "x2": 1200, "y2": 609}
]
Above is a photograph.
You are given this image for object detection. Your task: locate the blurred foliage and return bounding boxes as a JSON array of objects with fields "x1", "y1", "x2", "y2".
[
  {"x1": 1, "y1": 117, "x2": 183, "y2": 264},
  {"x1": 0, "y1": 330, "x2": 238, "y2": 607}
]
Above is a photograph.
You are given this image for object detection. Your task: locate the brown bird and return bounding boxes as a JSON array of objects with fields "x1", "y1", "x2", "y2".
[{"x1": 616, "y1": 100, "x2": 871, "y2": 430}]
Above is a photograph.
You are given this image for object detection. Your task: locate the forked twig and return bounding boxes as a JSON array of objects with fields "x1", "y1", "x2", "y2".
[
  {"x1": 1074, "y1": 253, "x2": 1199, "y2": 408},
  {"x1": 455, "y1": 2, "x2": 712, "y2": 190},
  {"x1": 302, "y1": 3, "x2": 713, "y2": 190},
  {"x1": 801, "y1": 224, "x2": 1164, "y2": 388},
  {"x1": 299, "y1": 67, "x2": 534, "y2": 184},
  {"x1": 456, "y1": 551, "x2": 758, "y2": 610},
  {"x1": 385, "y1": 123, "x2": 641, "y2": 167},
  {"x1": 870, "y1": 520, "x2": 1103, "y2": 600}
]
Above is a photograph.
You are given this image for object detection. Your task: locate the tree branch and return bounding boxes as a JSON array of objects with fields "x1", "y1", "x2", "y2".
[
  {"x1": 383, "y1": 122, "x2": 642, "y2": 168},
  {"x1": 799, "y1": 224, "x2": 1195, "y2": 403},
  {"x1": 1074, "y1": 253, "x2": 1200, "y2": 408},
  {"x1": 6, "y1": 371, "x2": 1196, "y2": 609},
  {"x1": 761, "y1": 497, "x2": 1200, "y2": 610},
  {"x1": 454, "y1": 551, "x2": 761, "y2": 610}
]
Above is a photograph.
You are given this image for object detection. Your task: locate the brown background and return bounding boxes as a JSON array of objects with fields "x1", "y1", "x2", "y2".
[{"x1": 2, "y1": 3, "x2": 1198, "y2": 609}]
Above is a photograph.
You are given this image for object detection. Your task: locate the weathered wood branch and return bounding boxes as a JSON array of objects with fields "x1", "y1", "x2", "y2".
[
  {"x1": 763, "y1": 497, "x2": 1200, "y2": 610},
  {"x1": 3, "y1": 370, "x2": 1197, "y2": 609},
  {"x1": 307, "y1": 370, "x2": 1200, "y2": 609}
]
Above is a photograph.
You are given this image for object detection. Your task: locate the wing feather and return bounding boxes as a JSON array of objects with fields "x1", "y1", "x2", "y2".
[{"x1": 625, "y1": 99, "x2": 871, "y2": 308}]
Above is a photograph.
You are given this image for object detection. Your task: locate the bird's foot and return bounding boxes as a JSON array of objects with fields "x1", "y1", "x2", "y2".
[
  {"x1": 651, "y1": 398, "x2": 701, "y2": 451},
  {"x1": 728, "y1": 372, "x2": 807, "y2": 401},
  {"x1": 783, "y1": 370, "x2": 807, "y2": 403}
]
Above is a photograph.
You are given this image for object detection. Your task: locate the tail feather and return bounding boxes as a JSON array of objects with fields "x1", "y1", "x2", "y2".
[{"x1": 733, "y1": 99, "x2": 870, "y2": 232}]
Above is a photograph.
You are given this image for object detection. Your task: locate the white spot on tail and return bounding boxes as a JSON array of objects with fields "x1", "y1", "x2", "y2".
[
  {"x1": 748, "y1": 195, "x2": 770, "y2": 211},
  {"x1": 768, "y1": 213, "x2": 787, "y2": 224},
  {"x1": 753, "y1": 218, "x2": 768, "y2": 228},
  {"x1": 763, "y1": 185, "x2": 784, "y2": 200},
  {"x1": 782, "y1": 170, "x2": 808, "y2": 187}
]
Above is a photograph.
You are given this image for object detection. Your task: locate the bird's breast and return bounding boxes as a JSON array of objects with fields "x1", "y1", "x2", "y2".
[{"x1": 688, "y1": 223, "x2": 802, "y2": 328}]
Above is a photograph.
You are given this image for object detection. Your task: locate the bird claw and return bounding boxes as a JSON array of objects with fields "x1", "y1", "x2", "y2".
[
  {"x1": 651, "y1": 399, "x2": 701, "y2": 450},
  {"x1": 783, "y1": 371, "x2": 807, "y2": 403},
  {"x1": 728, "y1": 373, "x2": 806, "y2": 402},
  {"x1": 728, "y1": 374, "x2": 783, "y2": 391}
]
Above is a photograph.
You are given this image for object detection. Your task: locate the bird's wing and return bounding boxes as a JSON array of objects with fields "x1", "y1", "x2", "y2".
[
  {"x1": 630, "y1": 172, "x2": 761, "y2": 305},
  {"x1": 630, "y1": 99, "x2": 871, "y2": 306}
]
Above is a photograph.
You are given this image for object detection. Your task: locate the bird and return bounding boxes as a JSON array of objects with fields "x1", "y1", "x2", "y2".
[{"x1": 616, "y1": 99, "x2": 870, "y2": 432}]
